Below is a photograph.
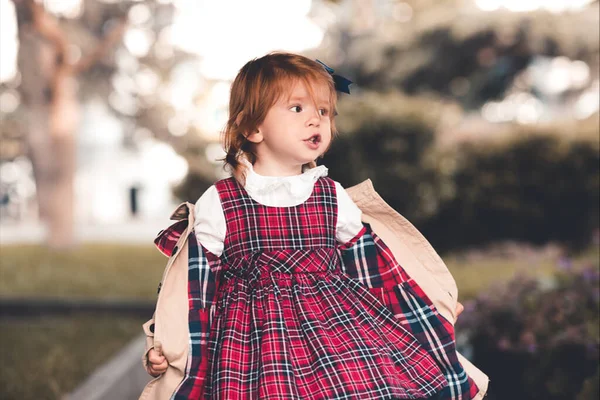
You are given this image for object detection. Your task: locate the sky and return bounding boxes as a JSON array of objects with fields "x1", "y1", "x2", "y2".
[
  {"x1": 1, "y1": 0, "x2": 595, "y2": 83},
  {"x1": 0, "y1": 0, "x2": 325, "y2": 83},
  {"x1": 474, "y1": 0, "x2": 594, "y2": 12}
]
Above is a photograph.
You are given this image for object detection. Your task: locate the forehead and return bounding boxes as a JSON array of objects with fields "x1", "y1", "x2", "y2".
[{"x1": 282, "y1": 78, "x2": 331, "y2": 103}]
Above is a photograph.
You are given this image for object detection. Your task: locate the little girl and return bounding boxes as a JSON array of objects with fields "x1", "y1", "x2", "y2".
[{"x1": 141, "y1": 52, "x2": 487, "y2": 399}]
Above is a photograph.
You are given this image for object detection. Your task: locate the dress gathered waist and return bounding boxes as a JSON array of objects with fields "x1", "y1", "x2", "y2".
[{"x1": 221, "y1": 248, "x2": 340, "y2": 284}]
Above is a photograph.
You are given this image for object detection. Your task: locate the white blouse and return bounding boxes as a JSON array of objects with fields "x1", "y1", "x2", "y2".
[{"x1": 193, "y1": 161, "x2": 363, "y2": 257}]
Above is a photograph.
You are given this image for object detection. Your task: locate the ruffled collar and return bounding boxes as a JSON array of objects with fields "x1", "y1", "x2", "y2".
[{"x1": 241, "y1": 158, "x2": 328, "y2": 197}]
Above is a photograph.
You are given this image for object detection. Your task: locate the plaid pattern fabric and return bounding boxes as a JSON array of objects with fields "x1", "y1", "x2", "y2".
[
  {"x1": 174, "y1": 177, "x2": 448, "y2": 399},
  {"x1": 154, "y1": 220, "x2": 188, "y2": 257},
  {"x1": 172, "y1": 231, "x2": 222, "y2": 400},
  {"x1": 339, "y1": 225, "x2": 479, "y2": 400},
  {"x1": 154, "y1": 217, "x2": 223, "y2": 399}
]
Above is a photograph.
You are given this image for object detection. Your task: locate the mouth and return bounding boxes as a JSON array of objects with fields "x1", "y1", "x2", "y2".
[{"x1": 304, "y1": 134, "x2": 321, "y2": 145}]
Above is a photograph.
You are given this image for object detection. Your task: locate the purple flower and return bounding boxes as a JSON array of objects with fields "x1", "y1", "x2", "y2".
[
  {"x1": 582, "y1": 267, "x2": 599, "y2": 282},
  {"x1": 557, "y1": 256, "x2": 572, "y2": 271}
]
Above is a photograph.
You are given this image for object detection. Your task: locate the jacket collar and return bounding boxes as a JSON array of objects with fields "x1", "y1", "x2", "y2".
[{"x1": 155, "y1": 202, "x2": 194, "y2": 257}]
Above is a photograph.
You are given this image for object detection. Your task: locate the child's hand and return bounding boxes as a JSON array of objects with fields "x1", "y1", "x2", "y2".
[
  {"x1": 455, "y1": 302, "x2": 464, "y2": 319},
  {"x1": 147, "y1": 343, "x2": 169, "y2": 377}
]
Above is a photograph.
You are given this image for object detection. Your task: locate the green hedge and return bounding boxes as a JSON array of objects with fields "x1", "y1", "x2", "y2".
[
  {"x1": 324, "y1": 94, "x2": 599, "y2": 252},
  {"x1": 324, "y1": 92, "x2": 444, "y2": 219},
  {"x1": 422, "y1": 129, "x2": 599, "y2": 252}
]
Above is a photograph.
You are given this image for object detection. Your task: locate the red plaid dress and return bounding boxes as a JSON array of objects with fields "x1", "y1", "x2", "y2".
[{"x1": 174, "y1": 176, "x2": 448, "y2": 399}]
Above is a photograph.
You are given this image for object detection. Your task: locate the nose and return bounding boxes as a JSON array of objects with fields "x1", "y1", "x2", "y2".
[{"x1": 306, "y1": 110, "x2": 321, "y2": 127}]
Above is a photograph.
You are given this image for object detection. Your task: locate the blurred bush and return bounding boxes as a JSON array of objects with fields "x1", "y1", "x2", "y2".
[
  {"x1": 335, "y1": 6, "x2": 599, "y2": 110},
  {"x1": 422, "y1": 121, "x2": 600, "y2": 252},
  {"x1": 456, "y1": 261, "x2": 600, "y2": 400},
  {"x1": 323, "y1": 92, "x2": 599, "y2": 252},
  {"x1": 323, "y1": 92, "x2": 446, "y2": 220}
]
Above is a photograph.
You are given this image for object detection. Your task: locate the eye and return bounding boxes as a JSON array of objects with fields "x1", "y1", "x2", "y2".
[
  {"x1": 319, "y1": 108, "x2": 329, "y2": 116},
  {"x1": 290, "y1": 105, "x2": 302, "y2": 113}
]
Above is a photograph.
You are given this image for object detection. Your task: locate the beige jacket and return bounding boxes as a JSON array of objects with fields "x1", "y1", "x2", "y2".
[{"x1": 139, "y1": 179, "x2": 489, "y2": 400}]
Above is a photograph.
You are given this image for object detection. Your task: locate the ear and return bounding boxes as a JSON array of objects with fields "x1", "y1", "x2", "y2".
[{"x1": 246, "y1": 129, "x2": 264, "y2": 144}]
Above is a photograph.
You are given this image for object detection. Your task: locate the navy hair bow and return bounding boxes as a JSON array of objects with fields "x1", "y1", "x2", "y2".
[{"x1": 316, "y1": 59, "x2": 352, "y2": 94}]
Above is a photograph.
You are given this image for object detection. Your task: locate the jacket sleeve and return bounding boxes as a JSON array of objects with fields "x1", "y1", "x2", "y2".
[
  {"x1": 338, "y1": 224, "x2": 480, "y2": 400},
  {"x1": 142, "y1": 317, "x2": 157, "y2": 376},
  {"x1": 141, "y1": 226, "x2": 222, "y2": 388},
  {"x1": 171, "y1": 230, "x2": 222, "y2": 398},
  {"x1": 142, "y1": 218, "x2": 190, "y2": 376},
  {"x1": 142, "y1": 209, "x2": 223, "y2": 372}
]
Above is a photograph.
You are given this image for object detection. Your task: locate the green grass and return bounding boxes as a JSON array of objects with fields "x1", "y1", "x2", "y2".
[
  {"x1": 0, "y1": 243, "x2": 165, "y2": 400},
  {"x1": 445, "y1": 246, "x2": 599, "y2": 300},
  {"x1": 0, "y1": 315, "x2": 144, "y2": 400},
  {"x1": 447, "y1": 258, "x2": 557, "y2": 300},
  {"x1": 0, "y1": 244, "x2": 165, "y2": 300}
]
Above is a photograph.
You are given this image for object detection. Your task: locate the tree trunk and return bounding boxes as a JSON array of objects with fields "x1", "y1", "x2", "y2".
[
  {"x1": 47, "y1": 70, "x2": 78, "y2": 248},
  {"x1": 14, "y1": 0, "x2": 125, "y2": 249},
  {"x1": 15, "y1": 0, "x2": 78, "y2": 249},
  {"x1": 26, "y1": 104, "x2": 54, "y2": 221}
]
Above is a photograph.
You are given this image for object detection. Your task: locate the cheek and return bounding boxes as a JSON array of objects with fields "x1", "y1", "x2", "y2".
[
  {"x1": 323, "y1": 121, "x2": 333, "y2": 139},
  {"x1": 323, "y1": 131, "x2": 333, "y2": 147}
]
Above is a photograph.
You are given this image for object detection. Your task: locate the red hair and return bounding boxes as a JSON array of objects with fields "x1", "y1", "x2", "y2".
[{"x1": 222, "y1": 52, "x2": 338, "y2": 180}]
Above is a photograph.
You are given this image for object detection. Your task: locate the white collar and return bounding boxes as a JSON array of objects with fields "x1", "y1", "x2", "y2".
[{"x1": 241, "y1": 158, "x2": 328, "y2": 197}]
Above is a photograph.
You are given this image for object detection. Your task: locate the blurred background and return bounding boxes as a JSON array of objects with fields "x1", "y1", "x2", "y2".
[{"x1": 0, "y1": 0, "x2": 598, "y2": 399}]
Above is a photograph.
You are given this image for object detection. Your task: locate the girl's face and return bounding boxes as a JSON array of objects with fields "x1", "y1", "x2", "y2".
[{"x1": 247, "y1": 80, "x2": 332, "y2": 176}]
